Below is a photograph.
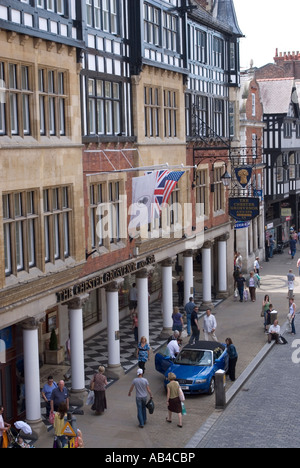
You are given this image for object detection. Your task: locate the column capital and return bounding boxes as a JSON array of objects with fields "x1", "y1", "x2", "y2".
[
  {"x1": 161, "y1": 258, "x2": 173, "y2": 268},
  {"x1": 105, "y1": 281, "x2": 119, "y2": 293},
  {"x1": 22, "y1": 318, "x2": 40, "y2": 331},
  {"x1": 202, "y1": 240, "x2": 214, "y2": 249},
  {"x1": 218, "y1": 232, "x2": 230, "y2": 242},
  {"x1": 22, "y1": 313, "x2": 45, "y2": 330},
  {"x1": 68, "y1": 294, "x2": 89, "y2": 310},
  {"x1": 183, "y1": 249, "x2": 194, "y2": 258},
  {"x1": 136, "y1": 268, "x2": 148, "y2": 279}
]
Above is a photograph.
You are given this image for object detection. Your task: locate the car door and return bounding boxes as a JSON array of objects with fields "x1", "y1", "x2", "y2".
[{"x1": 155, "y1": 345, "x2": 173, "y2": 375}]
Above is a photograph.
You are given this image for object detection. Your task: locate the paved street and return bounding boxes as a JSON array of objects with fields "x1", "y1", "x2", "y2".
[
  {"x1": 35, "y1": 246, "x2": 300, "y2": 449},
  {"x1": 196, "y1": 312, "x2": 300, "y2": 448}
]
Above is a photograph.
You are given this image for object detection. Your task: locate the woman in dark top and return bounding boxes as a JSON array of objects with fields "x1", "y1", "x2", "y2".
[{"x1": 225, "y1": 338, "x2": 238, "y2": 382}]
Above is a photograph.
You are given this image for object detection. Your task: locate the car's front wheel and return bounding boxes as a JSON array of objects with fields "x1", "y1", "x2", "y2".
[{"x1": 208, "y1": 377, "x2": 215, "y2": 395}]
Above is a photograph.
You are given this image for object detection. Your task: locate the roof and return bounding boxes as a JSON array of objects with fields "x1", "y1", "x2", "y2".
[
  {"x1": 183, "y1": 341, "x2": 225, "y2": 352},
  {"x1": 212, "y1": 0, "x2": 244, "y2": 37},
  {"x1": 257, "y1": 78, "x2": 295, "y2": 114}
]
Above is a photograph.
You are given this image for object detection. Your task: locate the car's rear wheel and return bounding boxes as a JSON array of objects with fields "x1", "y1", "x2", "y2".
[{"x1": 208, "y1": 377, "x2": 215, "y2": 395}]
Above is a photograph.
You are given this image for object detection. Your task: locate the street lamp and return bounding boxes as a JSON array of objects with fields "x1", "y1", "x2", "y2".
[{"x1": 221, "y1": 166, "x2": 231, "y2": 187}]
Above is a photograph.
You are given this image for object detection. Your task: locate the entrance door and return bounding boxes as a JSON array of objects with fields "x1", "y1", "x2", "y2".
[{"x1": 0, "y1": 361, "x2": 20, "y2": 423}]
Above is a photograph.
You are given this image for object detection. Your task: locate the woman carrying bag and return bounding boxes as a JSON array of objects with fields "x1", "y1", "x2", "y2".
[{"x1": 166, "y1": 373, "x2": 183, "y2": 428}]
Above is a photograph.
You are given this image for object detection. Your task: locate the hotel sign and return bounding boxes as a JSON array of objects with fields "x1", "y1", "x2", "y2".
[
  {"x1": 229, "y1": 197, "x2": 260, "y2": 222},
  {"x1": 56, "y1": 255, "x2": 156, "y2": 304}
]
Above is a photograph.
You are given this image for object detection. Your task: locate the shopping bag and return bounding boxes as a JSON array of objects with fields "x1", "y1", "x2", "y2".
[
  {"x1": 86, "y1": 390, "x2": 95, "y2": 406},
  {"x1": 181, "y1": 402, "x2": 187, "y2": 416}
]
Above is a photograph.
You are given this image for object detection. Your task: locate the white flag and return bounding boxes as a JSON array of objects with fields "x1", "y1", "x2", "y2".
[{"x1": 128, "y1": 172, "x2": 157, "y2": 238}]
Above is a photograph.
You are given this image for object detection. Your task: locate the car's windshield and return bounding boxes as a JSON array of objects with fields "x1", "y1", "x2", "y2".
[{"x1": 174, "y1": 349, "x2": 213, "y2": 366}]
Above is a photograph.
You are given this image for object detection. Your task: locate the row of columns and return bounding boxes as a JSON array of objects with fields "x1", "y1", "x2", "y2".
[{"x1": 22, "y1": 237, "x2": 228, "y2": 432}]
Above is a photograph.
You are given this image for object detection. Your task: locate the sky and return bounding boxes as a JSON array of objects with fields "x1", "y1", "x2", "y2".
[{"x1": 233, "y1": 0, "x2": 300, "y2": 70}]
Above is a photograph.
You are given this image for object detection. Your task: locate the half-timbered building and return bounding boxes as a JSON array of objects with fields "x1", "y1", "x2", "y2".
[{"x1": 258, "y1": 77, "x2": 300, "y2": 243}]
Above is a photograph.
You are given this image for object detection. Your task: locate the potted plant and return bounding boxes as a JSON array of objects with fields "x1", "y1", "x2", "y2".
[{"x1": 45, "y1": 329, "x2": 65, "y2": 365}]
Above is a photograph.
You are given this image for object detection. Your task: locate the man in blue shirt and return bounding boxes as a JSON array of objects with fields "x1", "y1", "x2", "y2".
[
  {"x1": 184, "y1": 297, "x2": 196, "y2": 336},
  {"x1": 50, "y1": 380, "x2": 69, "y2": 413}
]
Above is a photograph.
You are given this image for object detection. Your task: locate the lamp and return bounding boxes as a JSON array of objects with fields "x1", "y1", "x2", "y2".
[{"x1": 221, "y1": 166, "x2": 231, "y2": 187}]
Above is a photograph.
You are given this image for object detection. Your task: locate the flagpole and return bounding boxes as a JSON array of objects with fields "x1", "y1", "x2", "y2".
[{"x1": 86, "y1": 164, "x2": 197, "y2": 177}]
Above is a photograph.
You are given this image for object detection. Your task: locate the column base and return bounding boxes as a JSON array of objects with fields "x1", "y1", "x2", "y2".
[
  {"x1": 70, "y1": 388, "x2": 88, "y2": 407},
  {"x1": 106, "y1": 364, "x2": 125, "y2": 381},
  {"x1": 199, "y1": 301, "x2": 215, "y2": 311},
  {"x1": 26, "y1": 418, "x2": 47, "y2": 439},
  {"x1": 159, "y1": 327, "x2": 172, "y2": 339}
]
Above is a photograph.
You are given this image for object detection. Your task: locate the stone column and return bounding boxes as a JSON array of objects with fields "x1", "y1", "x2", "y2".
[
  {"x1": 68, "y1": 294, "x2": 89, "y2": 402},
  {"x1": 22, "y1": 319, "x2": 46, "y2": 437},
  {"x1": 183, "y1": 250, "x2": 194, "y2": 305},
  {"x1": 217, "y1": 234, "x2": 229, "y2": 299},
  {"x1": 200, "y1": 241, "x2": 214, "y2": 310},
  {"x1": 161, "y1": 258, "x2": 173, "y2": 338},
  {"x1": 106, "y1": 282, "x2": 124, "y2": 380},
  {"x1": 136, "y1": 269, "x2": 150, "y2": 344}
]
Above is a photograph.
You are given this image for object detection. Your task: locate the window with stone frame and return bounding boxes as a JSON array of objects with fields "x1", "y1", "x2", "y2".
[
  {"x1": 195, "y1": 169, "x2": 208, "y2": 218},
  {"x1": 213, "y1": 167, "x2": 225, "y2": 213},
  {"x1": 3, "y1": 190, "x2": 38, "y2": 276},
  {"x1": 43, "y1": 186, "x2": 72, "y2": 264},
  {"x1": 89, "y1": 180, "x2": 123, "y2": 250},
  {"x1": 38, "y1": 68, "x2": 66, "y2": 137},
  {"x1": 0, "y1": 62, "x2": 32, "y2": 137}
]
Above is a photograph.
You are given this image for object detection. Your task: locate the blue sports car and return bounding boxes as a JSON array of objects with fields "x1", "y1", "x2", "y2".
[{"x1": 155, "y1": 340, "x2": 229, "y2": 395}]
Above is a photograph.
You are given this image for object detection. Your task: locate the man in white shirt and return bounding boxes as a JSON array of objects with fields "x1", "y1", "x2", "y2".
[
  {"x1": 268, "y1": 320, "x2": 281, "y2": 344},
  {"x1": 203, "y1": 309, "x2": 218, "y2": 342},
  {"x1": 167, "y1": 338, "x2": 181, "y2": 359}
]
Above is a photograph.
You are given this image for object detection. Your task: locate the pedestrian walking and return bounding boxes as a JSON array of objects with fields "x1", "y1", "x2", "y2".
[
  {"x1": 288, "y1": 297, "x2": 296, "y2": 335},
  {"x1": 136, "y1": 336, "x2": 150, "y2": 373},
  {"x1": 41, "y1": 375, "x2": 58, "y2": 419},
  {"x1": 128, "y1": 368, "x2": 153, "y2": 428},
  {"x1": 262, "y1": 295, "x2": 271, "y2": 333},
  {"x1": 189, "y1": 306, "x2": 200, "y2": 344},
  {"x1": 50, "y1": 380, "x2": 69, "y2": 413},
  {"x1": 269, "y1": 235, "x2": 275, "y2": 258},
  {"x1": 132, "y1": 313, "x2": 138, "y2": 344},
  {"x1": 236, "y1": 272, "x2": 246, "y2": 302},
  {"x1": 287, "y1": 269, "x2": 295, "y2": 299},
  {"x1": 203, "y1": 309, "x2": 218, "y2": 342},
  {"x1": 172, "y1": 307, "x2": 184, "y2": 335},
  {"x1": 225, "y1": 338, "x2": 238, "y2": 381},
  {"x1": 236, "y1": 252, "x2": 243, "y2": 271},
  {"x1": 176, "y1": 276, "x2": 184, "y2": 307},
  {"x1": 184, "y1": 297, "x2": 196, "y2": 336},
  {"x1": 53, "y1": 402, "x2": 68, "y2": 448},
  {"x1": 290, "y1": 237, "x2": 297, "y2": 260},
  {"x1": 166, "y1": 373, "x2": 183, "y2": 428},
  {"x1": 246, "y1": 271, "x2": 259, "y2": 302},
  {"x1": 90, "y1": 366, "x2": 108, "y2": 416},
  {"x1": 254, "y1": 257, "x2": 260, "y2": 275}
]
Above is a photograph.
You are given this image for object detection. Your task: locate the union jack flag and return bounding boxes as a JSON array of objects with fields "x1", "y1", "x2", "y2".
[{"x1": 152, "y1": 170, "x2": 184, "y2": 218}]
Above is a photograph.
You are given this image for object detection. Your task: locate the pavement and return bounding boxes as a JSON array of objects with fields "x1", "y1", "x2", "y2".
[{"x1": 34, "y1": 247, "x2": 300, "y2": 449}]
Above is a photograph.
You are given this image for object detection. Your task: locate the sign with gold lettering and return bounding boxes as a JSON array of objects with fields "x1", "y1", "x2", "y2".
[
  {"x1": 56, "y1": 255, "x2": 156, "y2": 304},
  {"x1": 229, "y1": 198, "x2": 259, "y2": 222}
]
